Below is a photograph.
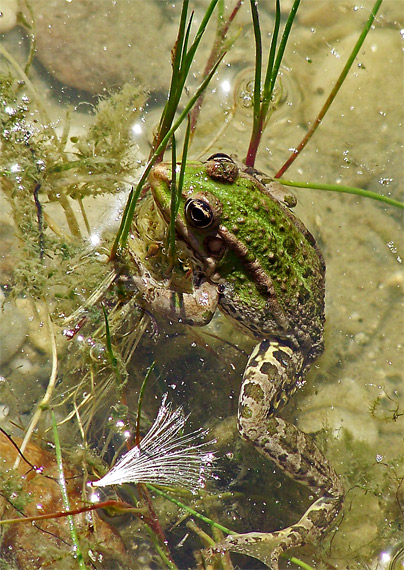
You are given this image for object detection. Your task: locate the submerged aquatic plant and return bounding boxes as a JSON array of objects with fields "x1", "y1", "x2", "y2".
[
  {"x1": 0, "y1": 1, "x2": 402, "y2": 569},
  {"x1": 92, "y1": 395, "x2": 215, "y2": 491}
]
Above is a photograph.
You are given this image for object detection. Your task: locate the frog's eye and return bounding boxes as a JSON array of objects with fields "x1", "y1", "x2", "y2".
[
  {"x1": 205, "y1": 153, "x2": 239, "y2": 183},
  {"x1": 184, "y1": 198, "x2": 214, "y2": 229},
  {"x1": 206, "y1": 153, "x2": 235, "y2": 163}
]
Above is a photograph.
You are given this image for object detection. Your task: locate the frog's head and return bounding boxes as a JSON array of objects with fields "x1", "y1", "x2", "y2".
[{"x1": 149, "y1": 154, "x2": 239, "y2": 274}]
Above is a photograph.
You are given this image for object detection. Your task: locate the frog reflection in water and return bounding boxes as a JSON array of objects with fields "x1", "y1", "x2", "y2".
[{"x1": 130, "y1": 153, "x2": 343, "y2": 567}]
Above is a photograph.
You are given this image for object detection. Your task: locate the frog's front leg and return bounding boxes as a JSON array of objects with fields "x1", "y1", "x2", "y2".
[
  {"x1": 129, "y1": 258, "x2": 219, "y2": 326},
  {"x1": 217, "y1": 339, "x2": 344, "y2": 569}
]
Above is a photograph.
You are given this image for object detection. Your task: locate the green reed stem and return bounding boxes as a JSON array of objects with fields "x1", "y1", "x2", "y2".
[
  {"x1": 246, "y1": 0, "x2": 300, "y2": 167},
  {"x1": 52, "y1": 411, "x2": 87, "y2": 570},
  {"x1": 146, "y1": 484, "x2": 235, "y2": 535},
  {"x1": 110, "y1": 54, "x2": 224, "y2": 259},
  {"x1": 189, "y1": 0, "x2": 243, "y2": 135},
  {"x1": 102, "y1": 305, "x2": 123, "y2": 386},
  {"x1": 154, "y1": 0, "x2": 219, "y2": 155},
  {"x1": 275, "y1": 0, "x2": 384, "y2": 178},
  {"x1": 147, "y1": 484, "x2": 312, "y2": 569},
  {"x1": 263, "y1": 0, "x2": 280, "y2": 101},
  {"x1": 168, "y1": 119, "x2": 191, "y2": 266},
  {"x1": 169, "y1": 135, "x2": 178, "y2": 263},
  {"x1": 135, "y1": 362, "x2": 156, "y2": 446},
  {"x1": 278, "y1": 178, "x2": 403, "y2": 209},
  {"x1": 287, "y1": 557, "x2": 314, "y2": 570}
]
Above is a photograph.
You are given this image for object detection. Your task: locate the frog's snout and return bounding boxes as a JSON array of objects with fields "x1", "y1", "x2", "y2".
[{"x1": 149, "y1": 163, "x2": 171, "y2": 187}]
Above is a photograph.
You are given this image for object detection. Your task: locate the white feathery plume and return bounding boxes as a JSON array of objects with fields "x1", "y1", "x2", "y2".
[{"x1": 92, "y1": 395, "x2": 215, "y2": 491}]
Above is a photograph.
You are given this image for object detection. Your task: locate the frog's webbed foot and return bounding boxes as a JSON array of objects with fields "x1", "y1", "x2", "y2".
[
  {"x1": 210, "y1": 494, "x2": 342, "y2": 569},
  {"x1": 211, "y1": 530, "x2": 286, "y2": 569}
]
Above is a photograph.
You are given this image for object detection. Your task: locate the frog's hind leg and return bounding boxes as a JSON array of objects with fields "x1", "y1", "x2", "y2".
[{"x1": 215, "y1": 339, "x2": 344, "y2": 569}]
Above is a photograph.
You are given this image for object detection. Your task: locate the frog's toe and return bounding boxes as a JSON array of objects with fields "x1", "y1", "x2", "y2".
[{"x1": 211, "y1": 531, "x2": 288, "y2": 569}]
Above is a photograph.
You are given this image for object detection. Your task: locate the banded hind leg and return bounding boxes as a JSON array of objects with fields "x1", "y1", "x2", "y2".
[{"x1": 218, "y1": 339, "x2": 343, "y2": 569}]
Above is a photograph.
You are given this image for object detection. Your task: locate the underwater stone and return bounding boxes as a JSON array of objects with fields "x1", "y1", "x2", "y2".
[
  {"x1": 23, "y1": 0, "x2": 174, "y2": 95},
  {"x1": 0, "y1": 0, "x2": 18, "y2": 33},
  {"x1": 0, "y1": 300, "x2": 28, "y2": 366}
]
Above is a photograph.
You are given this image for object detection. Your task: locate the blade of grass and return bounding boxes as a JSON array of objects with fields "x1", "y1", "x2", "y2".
[
  {"x1": 155, "y1": 0, "x2": 190, "y2": 150},
  {"x1": 102, "y1": 305, "x2": 123, "y2": 385},
  {"x1": 184, "y1": 0, "x2": 219, "y2": 69},
  {"x1": 189, "y1": 0, "x2": 243, "y2": 135},
  {"x1": 155, "y1": 0, "x2": 219, "y2": 155},
  {"x1": 262, "y1": 0, "x2": 280, "y2": 101},
  {"x1": 146, "y1": 484, "x2": 234, "y2": 535},
  {"x1": 135, "y1": 361, "x2": 156, "y2": 446},
  {"x1": 278, "y1": 178, "x2": 403, "y2": 209},
  {"x1": 168, "y1": 117, "x2": 191, "y2": 267},
  {"x1": 275, "y1": 0, "x2": 384, "y2": 178},
  {"x1": 250, "y1": 0, "x2": 263, "y2": 141},
  {"x1": 169, "y1": 134, "x2": 178, "y2": 266},
  {"x1": 51, "y1": 410, "x2": 87, "y2": 570},
  {"x1": 110, "y1": 52, "x2": 225, "y2": 259},
  {"x1": 267, "y1": 0, "x2": 300, "y2": 100},
  {"x1": 245, "y1": 0, "x2": 300, "y2": 167},
  {"x1": 177, "y1": 118, "x2": 191, "y2": 211},
  {"x1": 146, "y1": 483, "x2": 316, "y2": 569}
]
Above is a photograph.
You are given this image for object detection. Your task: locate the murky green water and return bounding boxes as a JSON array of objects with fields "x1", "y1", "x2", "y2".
[{"x1": 0, "y1": 1, "x2": 403, "y2": 569}]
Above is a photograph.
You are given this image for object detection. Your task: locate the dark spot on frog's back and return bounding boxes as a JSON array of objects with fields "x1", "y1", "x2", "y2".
[
  {"x1": 243, "y1": 381, "x2": 265, "y2": 401},
  {"x1": 258, "y1": 338, "x2": 270, "y2": 354},
  {"x1": 298, "y1": 285, "x2": 311, "y2": 304},
  {"x1": 283, "y1": 236, "x2": 296, "y2": 254},
  {"x1": 260, "y1": 361, "x2": 279, "y2": 377},
  {"x1": 273, "y1": 349, "x2": 291, "y2": 367}
]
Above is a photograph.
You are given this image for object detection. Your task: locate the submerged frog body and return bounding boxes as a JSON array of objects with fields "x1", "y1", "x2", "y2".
[{"x1": 130, "y1": 154, "x2": 343, "y2": 568}]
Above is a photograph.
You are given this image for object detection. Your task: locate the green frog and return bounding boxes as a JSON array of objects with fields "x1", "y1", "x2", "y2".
[{"x1": 130, "y1": 153, "x2": 344, "y2": 568}]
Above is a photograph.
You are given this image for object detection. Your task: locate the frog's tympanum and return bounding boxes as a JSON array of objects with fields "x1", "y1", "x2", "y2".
[{"x1": 131, "y1": 153, "x2": 343, "y2": 567}]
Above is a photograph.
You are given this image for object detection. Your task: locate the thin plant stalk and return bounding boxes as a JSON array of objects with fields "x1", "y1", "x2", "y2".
[
  {"x1": 135, "y1": 362, "x2": 156, "y2": 446},
  {"x1": 287, "y1": 557, "x2": 315, "y2": 570},
  {"x1": 168, "y1": 117, "x2": 191, "y2": 267},
  {"x1": 245, "y1": 0, "x2": 300, "y2": 167},
  {"x1": 110, "y1": 53, "x2": 225, "y2": 259},
  {"x1": 145, "y1": 485, "x2": 314, "y2": 569},
  {"x1": 142, "y1": 524, "x2": 179, "y2": 570},
  {"x1": 14, "y1": 310, "x2": 58, "y2": 469},
  {"x1": 52, "y1": 411, "x2": 87, "y2": 570},
  {"x1": 146, "y1": 484, "x2": 234, "y2": 535},
  {"x1": 154, "y1": 0, "x2": 219, "y2": 156},
  {"x1": 0, "y1": 45, "x2": 57, "y2": 143},
  {"x1": 278, "y1": 178, "x2": 404, "y2": 209},
  {"x1": 102, "y1": 305, "x2": 123, "y2": 386},
  {"x1": 189, "y1": 0, "x2": 243, "y2": 136},
  {"x1": 169, "y1": 134, "x2": 178, "y2": 265},
  {"x1": 0, "y1": 500, "x2": 141, "y2": 526},
  {"x1": 275, "y1": 0, "x2": 384, "y2": 178}
]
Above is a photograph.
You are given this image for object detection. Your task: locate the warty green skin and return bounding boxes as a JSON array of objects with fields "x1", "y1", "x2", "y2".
[
  {"x1": 151, "y1": 161, "x2": 325, "y2": 354},
  {"x1": 131, "y1": 156, "x2": 344, "y2": 568}
]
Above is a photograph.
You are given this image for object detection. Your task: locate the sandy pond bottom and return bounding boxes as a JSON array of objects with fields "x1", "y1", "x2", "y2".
[{"x1": 0, "y1": 1, "x2": 403, "y2": 569}]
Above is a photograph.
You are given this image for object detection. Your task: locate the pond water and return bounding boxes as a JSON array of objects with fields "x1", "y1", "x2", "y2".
[{"x1": 0, "y1": 1, "x2": 403, "y2": 569}]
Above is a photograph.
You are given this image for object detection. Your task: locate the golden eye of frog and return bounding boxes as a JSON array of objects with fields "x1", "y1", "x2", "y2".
[{"x1": 130, "y1": 153, "x2": 343, "y2": 568}]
